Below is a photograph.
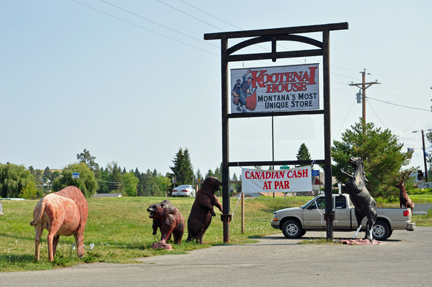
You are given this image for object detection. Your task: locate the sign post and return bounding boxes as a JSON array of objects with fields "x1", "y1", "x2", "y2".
[{"x1": 204, "y1": 22, "x2": 349, "y2": 243}]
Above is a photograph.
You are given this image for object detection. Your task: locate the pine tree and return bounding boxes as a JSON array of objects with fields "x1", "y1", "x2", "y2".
[
  {"x1": 205, "y1": 169, "x2": 214, "y2": 178},
  {"x1": 196, "y1": 169, "x2": 203, "y2": 183},
  {"x1": 43, "y1": 166, "x2": 52, "y2": 182},
  {"x1": 170, "y1": 148, "x2": 194, "y2": 185},
  {"x1": 296, "y1": 143, "x2": 312, "y2": 167},
  {"x1": 77, "y1": 149, "x2": 100, "y2": 179}
]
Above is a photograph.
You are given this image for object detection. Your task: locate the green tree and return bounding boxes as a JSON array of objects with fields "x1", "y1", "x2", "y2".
[
  {"x1": 77, "y1": 149, "x2": 100, "y2": 179},
  {"x1": 332, "y1": 119, "x2": 412, "y2": 200},
  {"x1": 29, "y1": 166, "x2": 44, "y2": 185},
  {"x1": 107, "y1": 161, "x2": 124, "y2": 192},
  {"x1": 296, "y1": 143, "x2": 312, "y2": 167},
  {"x1": 231, "y1": 173, "x2": 239, "y2": 192},
  {"x1": 52, "y1": 162, "x2": 98, "y2": 197},
  {"x1": 98, "y1": 168, "x2": 115, "y2": 194},
  {"x1": 43, "y1": 166, "x2": 52, "y2": 182},
  {"x1": 19, "y1": 181, "x2": 39, "y2": 199},
  {"x1": 136, "y1": 172, "x2": 146, "y2": 196},
  {"x1": 214, "y1": 162, "x2": 223, "y2": 181},
  {"x1": 153, "y1": 172, "x2": 169, "y2": 196},
  {"x1": 143, "y1": 169, "x2": 164, "y2": 196},
  {"x1": 205, "y1": 169, "x2": 214, "y2": 178},
  {"x1": 196, "y1": 169, "x2": 203, "y2": 183},
  {"x1": 170, "y1": 148, "x2": 194, "y2": 185},
  {"x1": 51, "y1": 170, "x2": 61, "y2": 181},
  {"x1": 122, "y1": 171, "x2": 139, "y2": 196},
  {"x1": 0, "y1": 163, "x2": 33, "y2": 198}
]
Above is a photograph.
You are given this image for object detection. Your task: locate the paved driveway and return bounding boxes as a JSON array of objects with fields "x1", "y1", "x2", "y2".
[{"x1": 1, "y1": 227, "x2": 431, "y2": 286}]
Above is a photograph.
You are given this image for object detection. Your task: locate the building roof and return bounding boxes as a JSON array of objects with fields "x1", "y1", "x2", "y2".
[{"x1": 93, "y1": 193, "x2": 123, "y2": 198}]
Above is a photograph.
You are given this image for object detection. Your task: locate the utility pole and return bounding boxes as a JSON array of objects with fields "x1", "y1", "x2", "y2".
[
  {"x1": 413, "y1": 129, "x2": 432, "y2": 183},
  {"x1": 421, "y1": 130, "x2": 428, "y2": 183},
  {"x1": 349, "y1": 69, "x2": 380, "y2": 123}
]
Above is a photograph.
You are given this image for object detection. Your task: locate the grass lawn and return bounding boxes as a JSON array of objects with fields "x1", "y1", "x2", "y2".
[
  {"x1": 1, "y1": 194, "x2": 431, "y2": 272},
  {"x1": 408, "y1": 193, "x2": 432, "y2": 203},
  {"x1": 0, "y1": 196, "x2": 310, "y2": 272}
]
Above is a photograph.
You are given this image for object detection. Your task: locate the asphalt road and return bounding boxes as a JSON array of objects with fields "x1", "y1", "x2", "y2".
[{"x1": 1, "y1": 227, "x2": 431, "y2": 287}]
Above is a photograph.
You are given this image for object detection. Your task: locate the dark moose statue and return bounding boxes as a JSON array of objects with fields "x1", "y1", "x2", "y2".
[{"x1": 340, "y1": 157, "x2": 377, "y2": 242}]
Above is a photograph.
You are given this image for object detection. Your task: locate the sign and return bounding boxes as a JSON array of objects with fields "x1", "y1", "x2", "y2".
[
  {"x1": 312, "y1": 170, "x2": 320, "y2": 176},
  {"x1": 72, "y1": 172, "x2": 79, "y2": 179},
  {"x1": 241, "y1": 166, "x2": 312, "y2": 193},
  {"x1": 280, "y1": 165, "x2": 290, "y2": 170},
  {"x1": 230, "y1": 64, "x2": 319, "y2": 113}
]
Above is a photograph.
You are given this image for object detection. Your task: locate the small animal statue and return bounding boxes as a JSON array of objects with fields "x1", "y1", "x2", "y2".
[
  {"x1": 147, "y1": 199, "x2": 185, "y2": 246},
  {"x1": 187, "y1": 176, "x2": 222, "y2": 244},
  {"x1": 30, "y1": 186, "x2": 88, "y2": 261},
  {"x1": 396, "y1": 171, "x2": 415, "y2": 212},
  {"x1": 340, "y1": 157, "x2": 377, "y2": 242}
]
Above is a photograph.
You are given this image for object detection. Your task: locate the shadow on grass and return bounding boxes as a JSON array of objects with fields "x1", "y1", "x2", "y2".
[
  {"x1": 0, "y1": 254, "x2": 35, "y2": 263},
  {"x1": 0, "y1": 232, "x2": 34, "y2": 242}
]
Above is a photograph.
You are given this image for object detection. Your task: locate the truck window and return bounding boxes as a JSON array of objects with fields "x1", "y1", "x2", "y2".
[
  {"x1": 309, "y1": 197, "x2": 326, "y2": 209},
  {"x1": 335, "y1": 196, "x2": 346, "y2": 209}
]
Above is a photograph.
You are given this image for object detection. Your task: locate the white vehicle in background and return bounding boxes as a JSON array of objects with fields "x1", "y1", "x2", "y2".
[{"x1": 172, "y1": 185, "x2": 196, "y2": 197}]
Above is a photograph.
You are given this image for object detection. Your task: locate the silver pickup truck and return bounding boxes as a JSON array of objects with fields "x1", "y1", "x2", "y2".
[{"x1": 271, "y1": 193, "x2": 416, "y2": 240}]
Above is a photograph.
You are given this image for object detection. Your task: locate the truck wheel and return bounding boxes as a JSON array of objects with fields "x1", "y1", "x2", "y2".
[
  {"x1": 282, "y1": 220, "x2": 303, "y2": 239},
  {"x1": 373, "y1": 221, "x2": 390, "y2": 241}
]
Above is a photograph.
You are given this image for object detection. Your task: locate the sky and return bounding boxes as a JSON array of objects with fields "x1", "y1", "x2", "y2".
[{"x1": 1, "y1": 0, "x2": 431, "y2": 179}]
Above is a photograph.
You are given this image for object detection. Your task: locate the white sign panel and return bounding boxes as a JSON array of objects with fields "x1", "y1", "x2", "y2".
[
  {"x1": 231, "y1": 64, "x2": 319, "y2": 113},
  {"x1": 72, "y1": 172, "x2": 79, "y2": 179},
  {"x1": 241, "y1": 166, "x2": 312, "y2": 194}
]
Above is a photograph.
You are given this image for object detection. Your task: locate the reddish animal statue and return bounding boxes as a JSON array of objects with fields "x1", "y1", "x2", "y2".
[
  {"x1": 147, "y1": 199, "x2": 185, "y2": 246},
  {"x1": 30, "y1": 186, "x2": 88, "y2": 261},
  {"x1": 396, "y1": 172, "x2": 415, "y2": 212},
  {"x1": 187, "y1": 177, "x2": 222, "y2": 244}
]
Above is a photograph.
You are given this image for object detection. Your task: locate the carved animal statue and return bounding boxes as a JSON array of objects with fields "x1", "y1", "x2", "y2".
[
  {"x1": 147, "y1": 199, "x2": 184, "y2": 245},
  {"x1": 30, "y1": 186, "x2": 88, "y2": 261},
  {"x1": 340, "y1": 157, "x2": 377, "y2": 242},
  {"x1": 187, "y1": 177, "x2": 222, "y2": 244},
  {"x1": 396, "y1": 171, "x2": 415, "y2": 212}
]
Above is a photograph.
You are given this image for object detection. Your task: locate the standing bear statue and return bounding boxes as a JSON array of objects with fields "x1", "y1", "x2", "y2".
[{"x1": 187, "y1": 176, "x2": 222, "y2": 244}]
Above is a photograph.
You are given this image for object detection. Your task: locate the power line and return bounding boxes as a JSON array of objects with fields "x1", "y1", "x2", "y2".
[
  {"x1": 72, "y1": 0, "x2": 219, "y2": 56},
  {"x1": 179, "y1": 0, "x2": 243, "y2": 30},
  {"x1": 77, "y1": 0, "x2": 431, "y2": 95},
  {"x1": 373, "y1": 73, "x2": 431, "y2": 82},
  {"x1": 100, "y1": 0, "x2": 219, "y2": 49},
  {"x1": 157, "y1": 0, "x2": 226, "y2": 31},
  {"x1": 335, "y1": 97, "x2": 356, "y2": 139},
  {"x1": 367, "y1": 97, "x2": 431, "y2": 112},
  {"x1": 366, "y1": 100, "x2": 388, "y2": 129}
]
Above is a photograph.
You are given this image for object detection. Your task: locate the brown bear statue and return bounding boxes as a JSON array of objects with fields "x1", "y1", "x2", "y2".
[
  {"x1": 147, "y1": 199, "x2": 184, "y2": 249},
  {"x1": 187, "y1": 176, "x2": 222, "y2": 244}
]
